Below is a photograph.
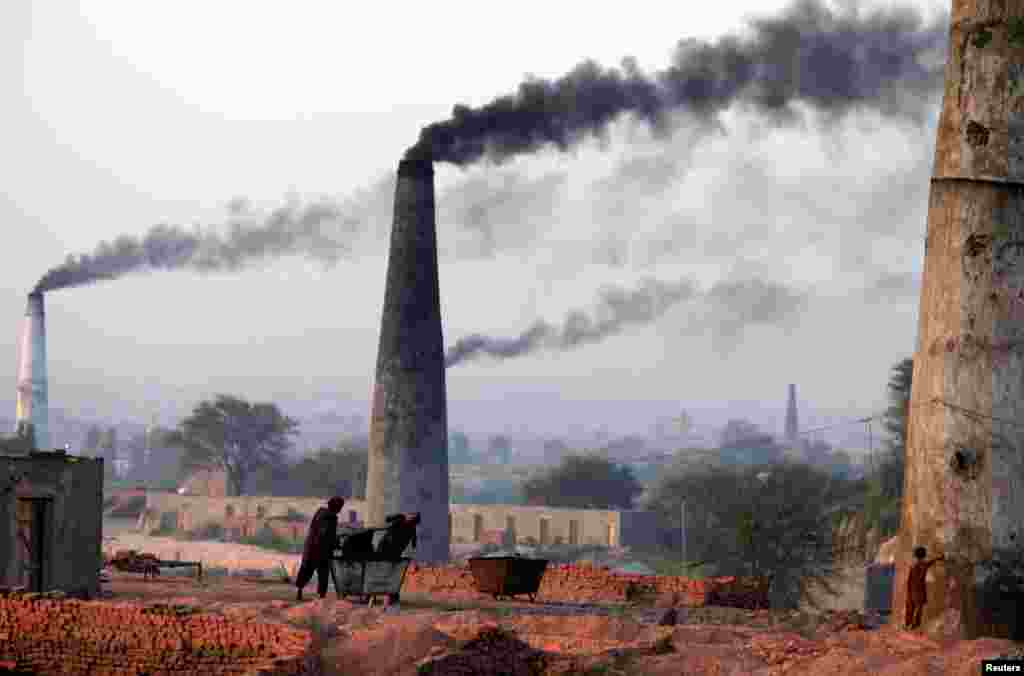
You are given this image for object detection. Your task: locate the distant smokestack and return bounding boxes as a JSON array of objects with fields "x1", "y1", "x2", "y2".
[
  {"x1": 785, "y1": 384, "x2": 799, "y2": 443},
  {"x1": 15, "y1": 291, "x2": 49, "y2": 451},
  {"x1": 365, "y1": 158, "x2": 449, "y2": 563}
]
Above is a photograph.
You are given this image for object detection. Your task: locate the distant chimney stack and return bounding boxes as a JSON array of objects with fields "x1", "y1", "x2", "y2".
[
  {"x1": 15, "y1": 291, "x2": 49, "y2": 451},
  {"x1": 784, "y1": 383, "x2": 798, "y2": 444},
  {"x1": 365, "y1": 158, "x2": 449, "y2": 563}
]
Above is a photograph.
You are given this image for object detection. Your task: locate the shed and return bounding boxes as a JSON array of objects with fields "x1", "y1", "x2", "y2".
[{"x1": 0, "y1": 450, "x2": 103, "y2": 597}]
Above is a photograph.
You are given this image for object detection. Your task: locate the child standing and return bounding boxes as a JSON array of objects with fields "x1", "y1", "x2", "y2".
[{"x1": 905, "y1": 546, "x2": 944, "y2": 630}]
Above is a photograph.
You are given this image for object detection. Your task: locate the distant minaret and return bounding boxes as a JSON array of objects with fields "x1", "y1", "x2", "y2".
[
  {"x1": 144, "y1": 413, "x2": 157, "y2": 470},
  {"x1": 784, "y1": 384, "x2": 799, "y2": 444}
]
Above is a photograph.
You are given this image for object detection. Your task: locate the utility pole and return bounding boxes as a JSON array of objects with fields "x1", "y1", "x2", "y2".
[
  {"x1": 680, "y1": 499, "x2": 687, "y2": 572},
  {"x1": 894, "y1": 1, "x2": 1024, "y2": 639}
]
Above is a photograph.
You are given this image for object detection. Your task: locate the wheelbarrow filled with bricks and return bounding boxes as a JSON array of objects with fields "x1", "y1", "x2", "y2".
[
  {"x1": 468, "y1": 556, "x2": 549, "y2": 602},
  {"x1": 330, "y1": 512, "x2": 420, "y2": 607}
]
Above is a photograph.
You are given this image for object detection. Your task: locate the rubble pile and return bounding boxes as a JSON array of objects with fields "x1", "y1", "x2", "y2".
[
  {"x1": 748, "y1": 632, "x2": 828, "y2": 666},
  {"x1": 416, "y1": 626, "x2": 549, "y2": 676},
  {"x1": 0, "y1": 591, "x2": 320, "y2": 675},
  {"x1": 403, "y1": 562, "x2": 770, "y2": 608}
]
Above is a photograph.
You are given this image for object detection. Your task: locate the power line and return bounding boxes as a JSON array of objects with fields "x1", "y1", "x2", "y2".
[{"x1": 791, "y1": 396, "x2": 1024, "y2": 443}]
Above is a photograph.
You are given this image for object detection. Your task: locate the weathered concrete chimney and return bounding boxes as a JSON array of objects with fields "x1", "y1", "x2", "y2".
[
  {"x1": 893, "y1": 1, "x2": 1024, "y2": 639},
  {"x1": 365, "y1": 158, "x2": 450, "y2": 563},
  {"x1": 15, "y1": 291, "x2": 49, "y2": 451}
]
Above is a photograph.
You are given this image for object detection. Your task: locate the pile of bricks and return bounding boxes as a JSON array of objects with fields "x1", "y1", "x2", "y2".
[
  {"x1": 403, "y1": 563, "x2": 770, "y2": 608},
  {"x1": 106, "y1": 550, "x2": 162, "y2": 576},
  {"x1": 0, "y1": 591, "x2": 321, "y2": 675},
  {"x1": 704, "y1": 576, "x2": 771, "y2": 610}
]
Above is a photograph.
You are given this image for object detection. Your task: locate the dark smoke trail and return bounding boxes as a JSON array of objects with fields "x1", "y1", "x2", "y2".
[
  {"x1": 407, "y1": 0, "x2": 947, "y2": 164},
  {"x1": 34, "y1": 196, "x2": 363, "y2": 292},
  {"x1": 445, "y1": 277, "x2": 806, "y2": 367},
  {"x1": 445, "y1": 278, "x2": 698, "y2": 367}
]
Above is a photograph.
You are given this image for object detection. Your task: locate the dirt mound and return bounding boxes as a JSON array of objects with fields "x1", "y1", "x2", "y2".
[
  {"x1": 282, "y1": 598, "x2": 379, "y2": 635},
  {"x1": 417, "y1": 626, "x2": 548, "y2": 676},
  {"x1": 741, "y1": 626, "x2": 1016, "y2": 675},
  {"x1": 324, "y1": 615, "x2": 459, "y2": 676}
]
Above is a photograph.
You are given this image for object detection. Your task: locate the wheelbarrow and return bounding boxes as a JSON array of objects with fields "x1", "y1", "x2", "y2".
[
  {"x1": 468, "y1": 556, "x2": 549, "y2": 602},
  {"x1": 330, "y1": 525, "x2": 414, "y2": 607}
]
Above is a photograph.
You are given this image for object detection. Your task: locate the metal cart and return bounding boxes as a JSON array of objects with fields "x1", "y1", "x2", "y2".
[
  {"x1": 329, "y1": 526, "x2": 414, "y2": 606},
  {"x1": 468, "y1": 556, "x2": 549, "y2": 602}
]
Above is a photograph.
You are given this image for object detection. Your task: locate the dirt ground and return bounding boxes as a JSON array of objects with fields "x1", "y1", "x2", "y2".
[{"x1": 97, "y1": 568, "x2": 1022, "y2": 676}]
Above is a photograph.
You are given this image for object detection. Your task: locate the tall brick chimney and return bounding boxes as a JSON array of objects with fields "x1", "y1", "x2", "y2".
[
  {"x1": 14, "y1": 291, "x2": 49, "y2": 452},
  {"x1": 365, "y1": 158, "x2": 450, "y2": 563},
  {"x1": 893, "y1": 1, "x2": 1024, "y2": 639}
]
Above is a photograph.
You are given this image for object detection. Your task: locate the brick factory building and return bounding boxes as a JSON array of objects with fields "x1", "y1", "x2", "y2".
[{"x1": 1, "y1": 450, "x2": 103, "y2": 597}]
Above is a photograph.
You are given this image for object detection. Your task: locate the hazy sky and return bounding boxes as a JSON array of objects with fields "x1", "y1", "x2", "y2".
[{"x1": 2, "y1": 0, "x2": 949, "y2": 443}]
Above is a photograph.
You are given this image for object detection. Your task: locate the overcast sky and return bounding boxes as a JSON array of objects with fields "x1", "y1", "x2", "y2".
[{"x1": 2, "y1": 0, "x2": 949, "y2": 444}]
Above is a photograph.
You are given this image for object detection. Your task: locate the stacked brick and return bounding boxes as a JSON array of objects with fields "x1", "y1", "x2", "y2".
[
  {"x1": 0, "y1": 591, "x2": 320, "y2": 676},
  {"x1": 403, "y1": 563, "x2": 770, "y2": 609}
]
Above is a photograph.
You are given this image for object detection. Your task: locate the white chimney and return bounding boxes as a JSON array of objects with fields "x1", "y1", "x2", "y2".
[{"x1": 15, "y1": 291, "x2": 49, "y2": 451}]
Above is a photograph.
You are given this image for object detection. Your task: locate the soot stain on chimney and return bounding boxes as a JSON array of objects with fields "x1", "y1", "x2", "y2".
[
  {"x1": 950, "y1": 445, "x2": 983, "y2": 481},
  {"x1": 966, "y1": 120, "x2": 991, "y2": 147}
]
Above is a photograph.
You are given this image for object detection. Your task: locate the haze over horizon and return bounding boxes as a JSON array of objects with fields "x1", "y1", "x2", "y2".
[{"x1": 2, "y1": 0, "x2": 945, "y2": 449}]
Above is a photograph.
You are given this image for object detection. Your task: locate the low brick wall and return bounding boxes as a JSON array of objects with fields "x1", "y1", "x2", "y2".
[
  {"x1": 0, "y1": 591, "x2": 321, "y2": 675},
  {"x1": 402, "y1": 562, "x2": 769, "y2": 608}
]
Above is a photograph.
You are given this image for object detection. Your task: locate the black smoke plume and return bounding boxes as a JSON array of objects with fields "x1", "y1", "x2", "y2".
[
  {"x1": 406, "y1": 0, "x2": 946, "y2": 164},
  {"x1": 445, "y1": 277, "x2": 806, "y2": 367},
  {"x1": 34, "y1": 197, "x2": 362, "y2": 293}
]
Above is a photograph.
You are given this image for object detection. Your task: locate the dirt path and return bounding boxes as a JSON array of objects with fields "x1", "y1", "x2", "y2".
[{"x1": 104, "y1": 533, "x2": 302, "y2": 576}]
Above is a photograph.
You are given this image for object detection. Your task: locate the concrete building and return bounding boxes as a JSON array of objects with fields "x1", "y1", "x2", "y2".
[
  {"x1": 177, "y1": 466, "x2": 230, "y2": 498},
  {"x1": 1, "y1": 451, "x2": 103, "y2": 597},
  {"x1": 137, "y1": 491, "x2": 664, "y2": 551}
]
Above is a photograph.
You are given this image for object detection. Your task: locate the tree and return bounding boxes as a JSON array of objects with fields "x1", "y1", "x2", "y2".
[
  {"x1": 826, "y1": 450, "x2": 854, "y2": 480},
  {"x1": 99, "y1": 427, "x2": 118, "y2": 462},
  {"x1": 522, "y1": 453, "x2": 642, "y2": 509},
  {"x1": 878, "y1": 357, "x2": 912, "y2": 500},
  {"x1": 83, "y1": 425, "x2": 102, "y2": 456},
  {"x1": 0, "y1": 422, "x2": 36, "y2": 454},
  {"x1": 718, "y1": 420, "x2": 782, "y2": 466},
  {"x1": 601, "y1": 435, "x2": 648, "y2": 461},
  {"x1": 140, "y1": 426, "x2": 185, "y2": 488},
  {"x1": 449, "y1": 430, "x2": 473, "y2": 465},
  {"x1": 249, "y1": 437, "x2": 368, "y2": 500},
  {"x1": 645, "y1": 462, "x2": 849, "y2": 608},
  {"x1": 487, "y1": 435, "x2": 512, "y2": 466},
  {"x1": 719, "y1": 419, "x2": 763, "y2": 448},
  {"x1": 96, "y1": 427, "x2": 119, "y2": 480},
  {"x1": 543, "y1": 439, "x2": 569, "y2": 465},
  {"x1": 166, "y1": 394, "x2": 298, "y2": 496}
]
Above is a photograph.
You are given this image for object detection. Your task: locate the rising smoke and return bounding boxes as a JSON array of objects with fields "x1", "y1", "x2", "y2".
[
  {"x1": 444, "y1": 277, "x2": 806, "y2": 367},
  {"x1": 33, "y1": 196, "x2": 367, "y2": 293},
  {"x1": 34, "y1": 1, "x2": 945, "y2": 294},
  {"x1": 406, "y1": 0, "x2": 947, "y2": 164}
]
